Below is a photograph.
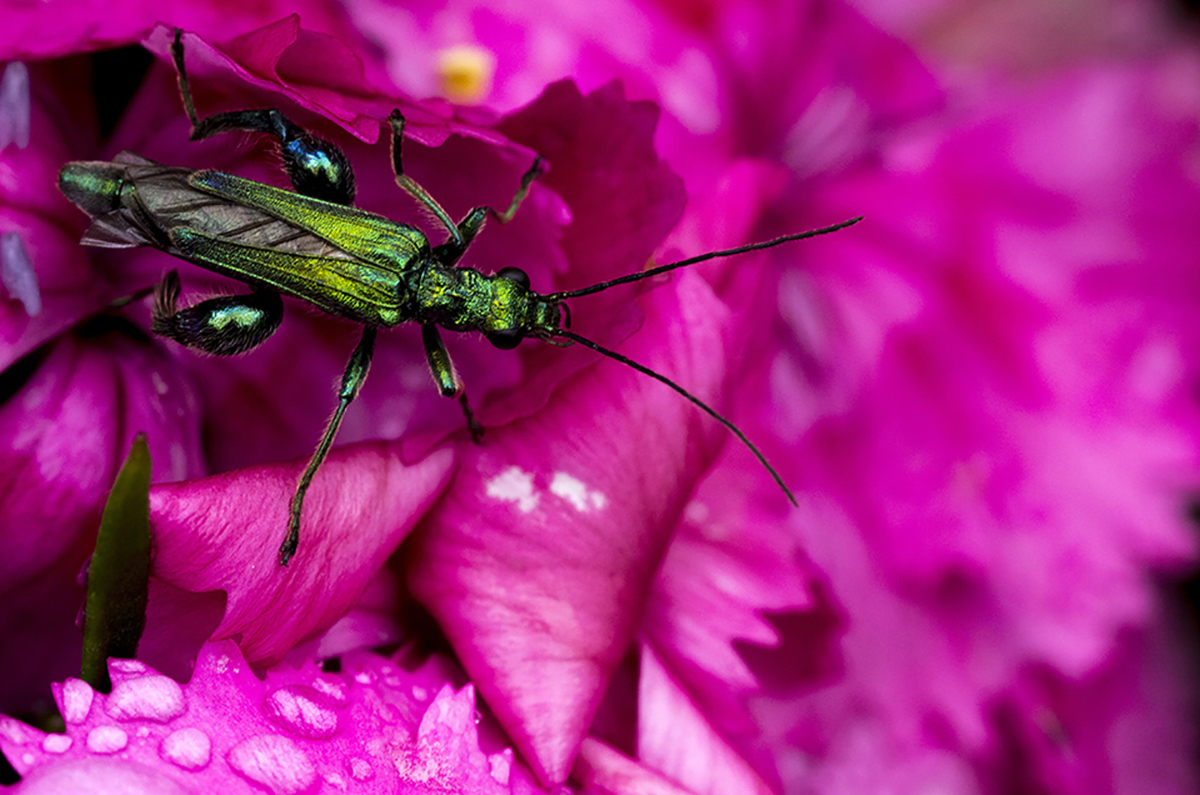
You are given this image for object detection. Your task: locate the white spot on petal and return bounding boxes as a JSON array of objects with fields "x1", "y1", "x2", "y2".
[
  {"x1": 550, "y1": 472, "x2": 608, "y2": 513},
  {"x1": 486, "y1": 466, "x2": 540, "y2": 512}
]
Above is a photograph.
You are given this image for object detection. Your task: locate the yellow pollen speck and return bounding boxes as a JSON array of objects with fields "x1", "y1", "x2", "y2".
[{"x1": 436, "y1": 44, "x2": 496, "y2": 104}]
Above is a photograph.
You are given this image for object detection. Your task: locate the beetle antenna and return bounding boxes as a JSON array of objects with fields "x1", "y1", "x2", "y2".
[
  {"x1": 554, "y1": 328, "x2": 797, "y2": 506},
  {"x1": 546, "y1": 216, "x2": 862, "y2": 300}
]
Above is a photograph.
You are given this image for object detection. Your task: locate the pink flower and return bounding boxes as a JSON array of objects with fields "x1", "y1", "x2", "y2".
[
  {"x1": 1, "y1": 640, "x2": 550, "y2": 794},
  {"x1": 2, "y1": 1, "x2": 1198, "y2": 793}
]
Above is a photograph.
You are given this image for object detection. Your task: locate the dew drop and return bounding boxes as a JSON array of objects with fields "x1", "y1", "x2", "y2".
[
  {"x1": 264, "y1": 686, "x2": 338, "y2": 740},
  {"x1": 59, "y1": 679, "x2": 94, "y2": 724},
  {"x1": 41, "y1": 734, "x2": 71, "y2": 754},
  {"x1": 310, "y1": 678, "x2": 348, "y2": 706},
  {"x1": 109, "y1": 659, "x2": 147, "y2": 675},
  {"x1": 105, "y1": 675, "x2": 186, "y2": 722},
  {"x1": 86, "y1": 725, "x2": 128, "y2": 754},
  {"x1": 160, "y1": 727, "x2": 211, "y2": 771},
  {"x1": 227, "y1": 734, "x2": 315, "y2": 795},
  {"x1": 411, "y1": 686, "x2": 428, "y2": 701},
  {"x1": 347, "y1": 757, "x2": 374, "y2": 782}
]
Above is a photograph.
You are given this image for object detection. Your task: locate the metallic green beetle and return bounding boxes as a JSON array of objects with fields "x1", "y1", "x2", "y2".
[{"x1": 59, "y1": 30, "x2": 859, "y2": 565}]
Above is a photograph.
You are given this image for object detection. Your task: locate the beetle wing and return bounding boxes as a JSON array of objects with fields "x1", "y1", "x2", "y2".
[
  {"x1": 169, "y1": 227, "x2": 407, "y2": 327},
  {"x1": 188, "y1": 170, "x2": 428, "y2": 273}
]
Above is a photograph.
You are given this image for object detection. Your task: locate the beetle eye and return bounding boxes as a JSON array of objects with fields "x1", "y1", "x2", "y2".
[
  {"x1": 487, "y1": 329, "x2": 522, "y2": 350},
  {"x1": 496, "y1": 267, "x2": 530, "y2": 289}
]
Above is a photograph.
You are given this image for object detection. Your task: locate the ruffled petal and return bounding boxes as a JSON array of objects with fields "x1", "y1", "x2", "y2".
[{"x1": 147, "y1": 444, "x2": 454, "y2": 666}]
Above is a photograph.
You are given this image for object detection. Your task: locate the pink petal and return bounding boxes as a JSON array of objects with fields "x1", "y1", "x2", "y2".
[
  {"x1": 0, "y1": 2, "x2": 366, "y2": 62},
  {"x1": 573, "y1": 738, "x2": 694, "y2": 795},
  {"x1": 409, "y1": 273, "x2": 736, "y2": 785},
  {"x1": 147, "y1": 444, "x2": 454, "y2": 666},
  {"x1": 640, "y1": 449, "x2": 832, "y2": 778},
  {"x1": 637, "y1": 646, "x2": 775, "y2": 795}
]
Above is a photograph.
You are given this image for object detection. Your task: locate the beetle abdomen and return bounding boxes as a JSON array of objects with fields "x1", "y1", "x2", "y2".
[{"x1": 58, "y1": 161, "x2": 128, "y2": 216}]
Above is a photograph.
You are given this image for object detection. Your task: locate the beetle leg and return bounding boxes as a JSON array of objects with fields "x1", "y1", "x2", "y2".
[
  {"x1": 487, "y1": 155, "x2": 545, "y2": 224},
  {"x1": 432, "y1": 208, "x2": 487, "y2": 266},
  {"x1": 171, "y1": 29, "x2": 356, "y2": 206},
  {"x1": 387, "y1": 110, "x2": 462, "y2": 244},
  {"x1": 422, "y1": 324, "x2": 484, "y2": 443},
  {"x1": 151, "y1": 270, "x2": 283, "y2": 356},
  {"x1": 432, "y1": 158, "x2": 540, "y2": 264},
  {"x1": 280, "y1": 325, "x2": 378, "y2": 566}
]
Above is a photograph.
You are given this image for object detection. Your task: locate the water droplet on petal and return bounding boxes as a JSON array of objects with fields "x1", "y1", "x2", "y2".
[
  {"x1": 411, "y1": 686, "x2": 427, "y2": 701},
  {"x1": 59, "y1": 679, "x2": 94, "y2": 724},
  {"x1": 86, "y1": 725, "x2": 128, "y2": 754},
  {"x1": 42, "y1": 734, "x2": 71, "y2": 754},
  {"x1": 109, "y1": 659, "x2": 147, "y2": 675},
  {"x1": 105, "y1": 675, "x2": 186, "y2": 722},
  {"x1": 310, "y1": 678, "x2": 348, "y2": 706},
  {"x1": 264, "y1": 686, "x2": 338, "y2": 740},
  {"x1": 160, "y1": 727, "x2": 211, "y2": 771},
  {"x1": 347, "y1": 757, "x2": 374, "y2": 782},
  {"x1": 227, "y1": 734, "x2": 315, "y2": 795}
]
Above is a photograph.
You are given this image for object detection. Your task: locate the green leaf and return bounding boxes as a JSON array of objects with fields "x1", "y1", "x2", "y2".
[{"x1": 80, "y1": 433, "x2": 151, "y2": 692}]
